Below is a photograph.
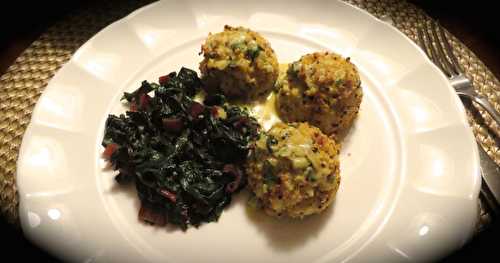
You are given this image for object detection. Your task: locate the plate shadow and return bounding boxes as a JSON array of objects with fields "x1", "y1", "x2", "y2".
[{"x1": 244, "y1": 190, "x2": 336, "y2": 252}]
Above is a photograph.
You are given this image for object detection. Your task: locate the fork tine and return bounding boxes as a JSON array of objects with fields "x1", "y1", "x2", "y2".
[
  {"x1": 417, "y1": 27, "x2": 432, "y2": 58},
  {"x1": 422, "y1": 21, "x2": 451, "y2": 77},
  {"x1": 436, "y1": 23, "x2": 463, "y2": 74},
  {"x1": 430, "y1": 21, "x2": 457, "y2": 76}
]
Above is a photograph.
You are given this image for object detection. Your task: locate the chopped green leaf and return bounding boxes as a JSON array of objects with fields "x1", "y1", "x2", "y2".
[
  {"x1": 248, "y1": 45, "x2": 263, "y2": 60},
  {"x1": 305, "y1": 167, "x2": 317, "y2": 182},
  {"x1": 266, "y1": 135, "x2": 278, "y2": 153},
  {"x1": 262, "y1": 160, "x2": 279, "y2": 185}
]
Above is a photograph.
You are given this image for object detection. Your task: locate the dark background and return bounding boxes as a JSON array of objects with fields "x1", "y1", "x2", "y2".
[{"x1": 1, "y1": 1, "x2": 499, "y2": 262}]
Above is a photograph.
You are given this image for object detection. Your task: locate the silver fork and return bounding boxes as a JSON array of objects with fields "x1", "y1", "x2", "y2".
[
  {"x1": 417, "y1": 21, "x2": 500, "y2": 217},
  {"x1": 417, "y1": 21, "x2": 500, "y2": 124}
]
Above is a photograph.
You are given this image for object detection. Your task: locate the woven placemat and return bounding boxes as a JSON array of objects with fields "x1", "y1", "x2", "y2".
[{"x1": 1, "y1": 0, "x2": 498, "y2": 232}]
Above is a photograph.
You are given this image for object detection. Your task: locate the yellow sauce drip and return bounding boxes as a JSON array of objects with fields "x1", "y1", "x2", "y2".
[
  {"x1": 197, "y1": 63, "x2": 289, "y2": 131},
  {"x1": 248, "y1": 93, "x2": 282, "y2": 131},
  {"x1": 247, "y1": 63, "x2": 289, "y2": 131}
]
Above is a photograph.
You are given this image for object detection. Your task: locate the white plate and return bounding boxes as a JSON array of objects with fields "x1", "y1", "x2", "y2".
[{"x1": 17, "y1": 0, "x2": 480, "y2": 262}]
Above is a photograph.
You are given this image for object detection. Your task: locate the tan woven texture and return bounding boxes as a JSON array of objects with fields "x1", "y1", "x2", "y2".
[{"x1": 1, "y1": 0, "x2": 498, "y2": 232}]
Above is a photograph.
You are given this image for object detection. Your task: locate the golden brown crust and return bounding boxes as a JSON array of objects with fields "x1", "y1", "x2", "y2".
[
  {"x1": 246, "y1": 122, "x2": 341, "y2": 218},
  {"x1": 276, "y1": 52, "x2": 363, "y2": 138},
  {"x1": 199, "y1": 25, "x2": 279, "y2": 101}
]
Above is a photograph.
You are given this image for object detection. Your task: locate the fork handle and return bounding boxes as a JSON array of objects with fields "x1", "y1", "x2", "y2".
[{"x1": 458, "y1": 92, "x2": 500, "y2": 125}]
